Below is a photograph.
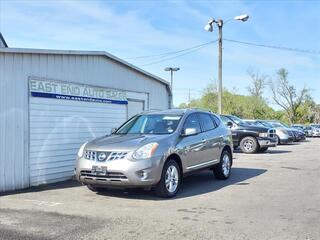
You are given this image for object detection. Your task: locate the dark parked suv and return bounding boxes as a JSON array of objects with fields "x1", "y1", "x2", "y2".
[{"x1": 220, "y1": 115, "x2": 277, "y2": 153}]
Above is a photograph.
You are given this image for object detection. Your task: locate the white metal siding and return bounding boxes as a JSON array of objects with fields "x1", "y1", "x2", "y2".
[
  {"x1": 128, "y1": 100, "x2": 144, "y2": 119},
  {"x1": 29, "y1": 97, "x2": 127, "y2": 186},
  {"x1": 0, "y1": 51, "x2": 169, "y2": 192},
  {"x1": 0, "y1": 53, "x2": 29, "y2": 192}
]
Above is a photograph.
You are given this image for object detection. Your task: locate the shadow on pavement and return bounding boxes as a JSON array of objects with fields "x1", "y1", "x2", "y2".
[
  {"x1": 96, "y1": 167, "x2": 267, "y2": 200},
  {"x1": 233, "y1": 149, "x2": 291, "y2": 154},
  {"x1": 258, "y1": 149, "x2": 292, "y2": 154},
  {"x1": 0, "y1": 179, "x2": 82, "y2": 197},
  {"x1": 1, "y1": 168, "x2": 266, "y2": 200}
]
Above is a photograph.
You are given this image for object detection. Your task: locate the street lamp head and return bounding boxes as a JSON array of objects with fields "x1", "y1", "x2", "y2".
[
  {"x1": 204, "y1": 19, "x2": 215, "y2": 32},
  {"x1": 164, "y1": 67, "x2": 180, "y2": 72},
  {"x1": 234, "y1": 14, "x2": 249, "y2": 22}
]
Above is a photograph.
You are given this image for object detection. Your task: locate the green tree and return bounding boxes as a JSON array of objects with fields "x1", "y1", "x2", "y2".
[{"x1": 179, "y1": 83, "x2": 275, "y2": 120}]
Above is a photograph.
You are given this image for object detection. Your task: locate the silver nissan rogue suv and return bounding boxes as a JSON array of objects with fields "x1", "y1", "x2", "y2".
[{"x1": 75, "y1": 109, "x2": 233, "y2": 198}]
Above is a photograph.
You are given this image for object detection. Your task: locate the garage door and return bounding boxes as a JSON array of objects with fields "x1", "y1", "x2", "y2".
[{"x1": 29, "y1": 79, "x2": 127, "y2": 186}]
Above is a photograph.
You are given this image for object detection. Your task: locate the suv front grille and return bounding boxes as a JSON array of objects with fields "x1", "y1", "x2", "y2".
[
  {"x1": 84, "y1": 151, "x2": 128, "y2": 161},
  {"x1": 268, "y1": 129, "x2": 276, "y2": 138},
  {"x1": 85, "y1": 151, "x2": 96, "y2": 160},
  {"x1": 288, "y1": 130, "x2": 294, "y2": 137}
]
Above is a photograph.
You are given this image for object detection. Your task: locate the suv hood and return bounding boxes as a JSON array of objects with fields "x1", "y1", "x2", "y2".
[
  {"x1": 237, "y1": 123, "x2": 269, "y2": 133},
  {"x1": 85, "y1": 134, "x2": 170, "y2": 151}
]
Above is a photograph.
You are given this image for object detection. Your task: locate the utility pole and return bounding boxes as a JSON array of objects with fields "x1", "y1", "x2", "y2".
[
  {"x1": 164, "y1": 67, "x2": 180, "y2": 108},
  {"x1": 188, "y1": 88, "x2": 191, "y2": 107},
  {"x1": 204, "y1": 14, "x2": 249, "y2": 114},
  {"x1": 217, "y1": 19, "x2": 223, "y2": 114}
]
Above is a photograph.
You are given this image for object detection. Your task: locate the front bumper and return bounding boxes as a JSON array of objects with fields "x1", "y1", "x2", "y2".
[
  {"x1": 257, "y1": 137, "x2": 277, "y2": 147},
  {"x1": 75, "y1": 154, "x2": 164, "y2": 188},
  {"x1": 294, "y1": 134, "x2": 306, "y2": 141},
  {"x1": 280, "y1": 136, "x2": 294, "y2": 144}
]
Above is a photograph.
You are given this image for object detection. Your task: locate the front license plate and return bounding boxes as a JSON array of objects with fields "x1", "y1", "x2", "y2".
[{"x1": 91, "y1": 165, "x2": 107, "y2": 176}]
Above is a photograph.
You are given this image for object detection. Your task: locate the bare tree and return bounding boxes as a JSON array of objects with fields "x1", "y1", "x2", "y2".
[
  {"x1": 270, "y1": 68, "x2": 309, "y2": 124},
  {"x1": 247, "y1": 69, "x2": 268, "y2": 98}
]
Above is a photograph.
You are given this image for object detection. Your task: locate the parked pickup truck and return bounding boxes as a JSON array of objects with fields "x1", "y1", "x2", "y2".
[{"x1": 220, "y1": 115, "x2": 277, "y2": 154}]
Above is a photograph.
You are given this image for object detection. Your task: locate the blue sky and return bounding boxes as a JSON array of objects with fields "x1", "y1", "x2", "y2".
[{"x1": 0, "y1": 0, "x2": 319, "y2": 107}]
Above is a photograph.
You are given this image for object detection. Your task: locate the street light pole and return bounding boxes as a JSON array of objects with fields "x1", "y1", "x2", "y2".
[
  {"x1": 217, "y1": 19, "x2": 223, "y2": 114},
  {"x1": 164, "y1": 67, "x2": 180, "y2": 108},
  {"x1": 170, "y1": 70, "x2": 173, "y2": 90},
  {"x1": 204, "y1": 14, "x2": 249, "y2": 114}
]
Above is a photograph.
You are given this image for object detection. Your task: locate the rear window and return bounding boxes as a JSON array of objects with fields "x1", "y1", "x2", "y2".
[{"x1": 198, "y1": 113, "x2": 216, "y2": 132}]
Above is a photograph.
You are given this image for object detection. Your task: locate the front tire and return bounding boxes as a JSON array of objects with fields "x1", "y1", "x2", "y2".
[
  {"x1": 214, "y1": 150, "x2": 232, "y2": 180},
  {"x1": 155, "y1": 159, "x2": 181, "y2": 198},
  {"x1": 240, "y1": 136, "x2": 258, "y2": 154}
]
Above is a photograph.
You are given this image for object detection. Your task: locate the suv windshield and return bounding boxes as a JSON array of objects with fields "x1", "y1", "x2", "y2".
[
  {"x1": 115, "y1": 114, "x2": 182, "y2": 135},
  {"x1": 259, "y1": 121, "x2": 273, "y2": 128},
  {"x1": 280, "y1": 122, "x2": 290, "y2": 128},
  {"x1": 228, "y1": 115, "x2": 247, "y2": 125}
]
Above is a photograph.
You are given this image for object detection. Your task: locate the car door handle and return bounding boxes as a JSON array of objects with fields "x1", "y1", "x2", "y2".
[{"x1": 201, "y1": 139, "x2": 207, "y2": 143}]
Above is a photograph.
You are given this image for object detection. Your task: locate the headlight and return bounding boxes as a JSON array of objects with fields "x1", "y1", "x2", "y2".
[
  {"x1": 279, "y1": 129, "x2": 288, "y2": 135},
  {"x1": 132, "y1": 143, "x2": 159, "y2": 160},
  {"x1": 259, "y1": 132, "x2": 268, "y2": 138},
  {"x1": 77, "y1": 142, "x2": 88, "y2": 157}
]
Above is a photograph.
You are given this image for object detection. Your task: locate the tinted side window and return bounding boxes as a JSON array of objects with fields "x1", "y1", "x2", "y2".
[
  {"x1": 198, "y1": 113, "x2": 216, "y2": 132},
  {"x1": 183, "y1": 113, "x2": 201, "y2": 134}
]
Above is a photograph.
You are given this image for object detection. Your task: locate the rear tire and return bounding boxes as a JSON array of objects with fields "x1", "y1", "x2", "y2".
[
  {"x1": 155, "y1": 159, "x2": 181, "y2": 198},
  {"x1": 214, "y1": 150, "x2": 232, "y2": 180},
  {"x1": 240, "y1": 136, "x2": 258, "y2": 154}
]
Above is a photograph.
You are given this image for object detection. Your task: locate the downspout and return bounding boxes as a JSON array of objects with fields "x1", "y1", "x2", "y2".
[{"x1": 167, "y1": 84, "x2": 173, "y2": 109}]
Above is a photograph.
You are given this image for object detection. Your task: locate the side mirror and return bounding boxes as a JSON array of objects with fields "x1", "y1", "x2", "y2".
[
  {"x1": 111, "y1": 127, "x2": 118, "y2": 134},
  {"x1": 182, "y1": 128, "x2": 198, "y2": 137},
  {"x1": 227, "y1": 121, "x2": 233, "y2": 128}
]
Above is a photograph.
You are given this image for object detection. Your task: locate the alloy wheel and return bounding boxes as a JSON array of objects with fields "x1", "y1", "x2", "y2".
[
  {"x1": 222, "y1": 154, "x2": 231, "y2": 177},
  {"x1": 165, "y1": 165, "x2": 179, "y2": 193}
]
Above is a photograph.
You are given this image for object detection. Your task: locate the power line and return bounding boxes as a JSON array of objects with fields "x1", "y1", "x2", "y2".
[
  {"x1": 125, "y1": 40, "x2": 217, "y2": 60},
  {"x1": 128, "y1": 38, "x2": 319, "y2": 68},
  {"x1": 224, "y1": 38, "x2": 320, "y2": 55},
  {"x1": 139, "y1": 40, "x2": 217, "y2": 67}
]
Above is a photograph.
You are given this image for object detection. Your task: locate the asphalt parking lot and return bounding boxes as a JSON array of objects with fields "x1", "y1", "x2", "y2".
[{"x1": 1, "y1": 138, "x2": 319, "y2": 240}]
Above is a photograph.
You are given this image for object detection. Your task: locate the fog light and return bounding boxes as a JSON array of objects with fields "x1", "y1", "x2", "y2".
[{"x1": 137, "y1": 170, "x2": 148, "y2": 180}]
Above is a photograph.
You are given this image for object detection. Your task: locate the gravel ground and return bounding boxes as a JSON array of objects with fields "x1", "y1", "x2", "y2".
[{"x1": 1, "y1": 138, "x2": 319, "y2": 240}]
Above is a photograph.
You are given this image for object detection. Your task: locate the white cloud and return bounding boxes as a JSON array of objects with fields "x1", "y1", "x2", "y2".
[{"x1": 1, "y1": 0, "x2": 203, "y2": 53}]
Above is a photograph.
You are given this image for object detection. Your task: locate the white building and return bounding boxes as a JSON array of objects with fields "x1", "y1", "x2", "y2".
[{"x1": 0, "y1": 35, "x2": 171, "y2": 192}]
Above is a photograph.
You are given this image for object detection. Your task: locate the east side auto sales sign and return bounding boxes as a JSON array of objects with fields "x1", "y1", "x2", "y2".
[{"x1": 29, "y1": 78, "x2": 128, "y2": 105}]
